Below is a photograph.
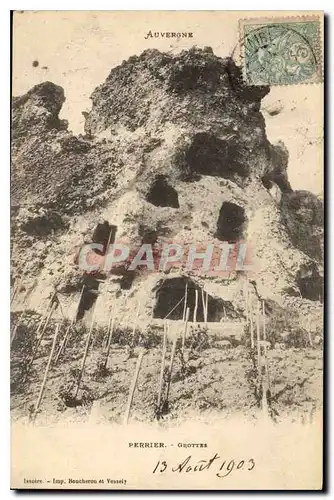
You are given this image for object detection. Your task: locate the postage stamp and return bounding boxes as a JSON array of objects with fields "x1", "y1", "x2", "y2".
[{"x1": 239, "y1": 16, "x2": 323, "y2": 86}]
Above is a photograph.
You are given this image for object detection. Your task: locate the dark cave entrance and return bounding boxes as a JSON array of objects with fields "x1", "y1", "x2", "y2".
[
  {"x1": 21, "y1": 211, "x2": 67, "y2": 237},
  {"x1": 92, "y1": 221, "x2": 117, "y2": 255},
  {"x1": 139, "y1": 224, "x2": 158, "y2": 245},
  {"x1": 185, "y1": 133, "x2": 248, "y2": 179},
  {"x1": 261, "y1": 174, "x2": 273, "y2": 190},
  {"x1": 153, "y1": 277, "x2": 237, "y2": 322},
  {"x1": 262, "y1": 172, "x2": 291, "y2": 193},
  {"x1": 297, "y1": 264, "x2": 323, "y2": 303},
  {"x1": 76, "y1": 275, "x2": 100, "y2": 321},
  {"x1": 215, "y1": 202, "x2": 246, "y2": 241},
  {"x1": 120, "y1": 270, "x2": 136, "y2": 290},
  {"x1": 146, "y1": 176, "x2": 179, "y2": 208}
]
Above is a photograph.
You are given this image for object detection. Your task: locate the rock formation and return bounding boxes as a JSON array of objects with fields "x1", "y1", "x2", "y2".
[{"x1": 11, "y1": 47, "x2": 323, "y2": 333}]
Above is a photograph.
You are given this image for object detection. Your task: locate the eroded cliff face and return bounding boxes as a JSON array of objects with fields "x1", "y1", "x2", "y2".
[{"x1": 11, "y1": 47, "x2": 323, "y2": 331}]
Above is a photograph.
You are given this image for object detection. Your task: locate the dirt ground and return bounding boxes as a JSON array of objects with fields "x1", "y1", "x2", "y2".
[{"x1": 10, "y1": 314, "x2": 323, "y2": 427}]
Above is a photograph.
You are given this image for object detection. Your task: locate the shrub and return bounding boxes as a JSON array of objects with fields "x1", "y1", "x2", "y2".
[{"x1": 264, "y1": 301, "x2": 309, "y2": 348}]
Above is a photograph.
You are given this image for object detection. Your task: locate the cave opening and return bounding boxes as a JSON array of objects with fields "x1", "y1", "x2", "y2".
[
  {"x1": 215, "y1": 202, "x2": 246, "y2": 242},
  {"x1": 92, "y1": 221, "x2": 117, "y2": 255},
  {"x1": 120, "y1": 270, "x2": 136, "y2": 290},
  {"x1": 265, "y1": 172, "x2": 291, "y2": 193},
  {"x1": 139, "y1": 225, "x2": 158, "y2": 245},
  {"x1": 21, "y1": 211, "x2": 66, "y2": 237},
  {"x1": 185, "y1": 133, "x2": 248, "y2": 179},
  {"x1": 296, "y1": 265, "x2": 323, "y2": 303},
  {"x1": 261, "y1": 174, "x2": 273, "y2": 190},
  {"x1": 76, "y1": 275, "x2": 100, "y2": 321},
  {"x1": 153, "y1": 277, "x2": 237, "y2": 322},
  {"x1": 147, "y1": 176, "x2": 179, "y2": 208}
]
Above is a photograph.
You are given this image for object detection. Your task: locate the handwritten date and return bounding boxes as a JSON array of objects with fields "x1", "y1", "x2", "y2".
[{"x1": 153, "y1": 454, "x2": 255, "y2": 478}]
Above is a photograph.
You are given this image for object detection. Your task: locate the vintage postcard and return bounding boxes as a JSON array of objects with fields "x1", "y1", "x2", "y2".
[{"x1": 11, "y1": 11, "x2": 324, "y2": 490}]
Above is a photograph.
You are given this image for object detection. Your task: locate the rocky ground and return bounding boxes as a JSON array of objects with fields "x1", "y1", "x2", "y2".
[{"x1": 11, "y1": 313, "x2": 322, "y2": 425}]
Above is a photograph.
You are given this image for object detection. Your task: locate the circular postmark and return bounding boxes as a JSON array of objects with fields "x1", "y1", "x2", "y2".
[{"x1": 244, "y1": 23, "x2": 319, "y2": 85}]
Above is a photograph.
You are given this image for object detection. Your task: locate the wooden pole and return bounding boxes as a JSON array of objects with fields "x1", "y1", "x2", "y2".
[
  {"x1": 74, "y1": 307, "x2": 97, "y2": 399},
  {"x1": 32, "y1": 289, "x2": 57, "y2": 342},
  {"x1": 32, "y1": 324, "x2": 60, "y2": 421},
  {"x1": 104, "y1": 309, "x2": 114, "y2": 349},
  {"x1": 265, "y1": 351, "x2": 271, "y2": 394},
  {"x1": 34, "y1": 310, "x2": 49, "y2": 341},
  {"x1": 165, "y1": 334, "x2": 178, "y2": 406},
  {"x1": 205, "y1": 291, "x2": 209, "y2": 324},
  {"x1": 193, "y1": 289, "x2": 198, "y2": 323},
  {"x1": 163, "y1": 295, "x2": 185, "y2": 320},
  {"x1": 308, "y1": 318, "x2": 314, "y2": 348},
  {"x1": 10, "y1": 284, "x2": 19, "y2": 305},
  {"x1": 182, "y1": 283, "x2": 188, "y2": 321},
  {"x1": 54, "y1": 323, "x2": 71, "y2": 365},
  {"x1": 261, "y1": 378, "x2": 269, "y2": 417},
  {"x1": 261, "y1": 341, "x2": 270, "y2": 417},
  {"x1": 201, "y1": 289, "x2": 207, "y2": 327},
  {"x1": 182, "y1": 307, "x2": 190, "y2": 353},
  {"x1": 45, "y1": 288, "x2": 58, "y2": 313},
  {"x1": 102, "y1": 227, "x2": 114, "y2": 271},
  {"x1": 308, "y1": 329, "x2": 314, "y2": 348},
  {"x1": 36, "y1": 300, "x2": 57, "y2": 345},
  {"x1": 261, "y1": 299, "x2": 269, "y2": 409},
  {"x1": 10, "y1": 282, "x2": 18, "y2": 304},
  {"x1": 249, "y1": 301, "x2": 254, "y2": 349},
  {"x1": 262, "y1": 300, "x2": 266, "y2": 341},
  {"x1": 245, "y1": 278, "x2": 249, "y2": 324},
  {"x1": 256, "y1": 301, "x2": 261, "y2": 374},
  {"x1": 24, "y1": 302, "x2": 57, "y2": 380},
  {"x1": 104, "y1": 316, "x2": 116, "y2": 370},
  {"x1": 132, "y1": 302, "x2": 140, "y2": 338},
  {"x1": 309, "y1": 332, "x2": 314, "y2": 348},
  {"x1": 157, "y1": 323, "x2": 168, "y2": 412},
  {"x1": 54, "y1": 294, "x2": 66, "y2": 320},
  {"x1": 54, "y1": 285, "x2": 85, "y2": 364},
  {"x1": 123, "y1": 349, "x2": 145, "y2": 425}
]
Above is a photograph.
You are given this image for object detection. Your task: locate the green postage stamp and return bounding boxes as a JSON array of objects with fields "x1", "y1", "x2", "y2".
[{"x1": 240, "y1": 16, "x2": 323, "y2": 86}]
